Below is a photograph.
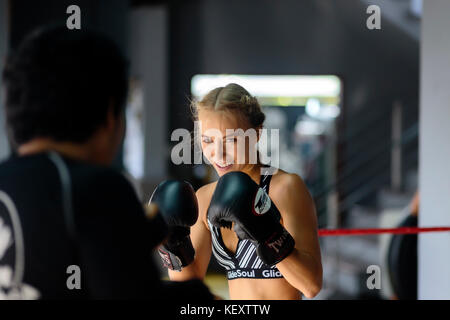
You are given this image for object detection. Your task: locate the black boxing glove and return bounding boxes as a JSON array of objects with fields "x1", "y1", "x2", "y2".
[
  {"x1": 149, "y1": 180, "x2": 198, "y2": 271},
  {"x1": 207, "y1": 171, "x2": 295, "y2": 266},
  {"x1": 144, "y1": 202, "x2": 170, "y2": 250}
]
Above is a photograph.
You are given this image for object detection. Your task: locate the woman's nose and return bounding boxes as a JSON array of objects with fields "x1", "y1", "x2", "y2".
[{"x1": 213, "y1": 139, "x2": 224, "y2": 161}]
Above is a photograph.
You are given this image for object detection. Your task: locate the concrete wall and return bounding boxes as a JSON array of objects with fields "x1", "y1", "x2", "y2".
[
  {"x1": 129, "y1": 6, "x2": 168, "y2": 189},
  {"x1": 418, "y1": 0, "x2": 450, "y2": 300}
]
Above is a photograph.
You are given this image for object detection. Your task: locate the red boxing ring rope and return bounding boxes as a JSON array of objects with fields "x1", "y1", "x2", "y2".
[{"x1": 317, "y1": 226, "x2": 450, "y2": 237}]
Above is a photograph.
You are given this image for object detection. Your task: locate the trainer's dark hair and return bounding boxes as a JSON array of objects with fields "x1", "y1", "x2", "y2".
[{"x1": 2, "y1": 25, "x2": 129, "y2": 146}]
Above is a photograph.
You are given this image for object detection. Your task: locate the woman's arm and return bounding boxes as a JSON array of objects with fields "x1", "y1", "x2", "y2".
[
  {"x1": 272, "y1": 174, "x2": 323, "y2": 298},
  {"x1": 168, "y1": 186, "x2": 213, "y2": 281}
]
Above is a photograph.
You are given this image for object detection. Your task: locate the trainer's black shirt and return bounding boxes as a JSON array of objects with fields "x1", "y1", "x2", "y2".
[{"x1": 0, "y1": 152, "x2": 210, "y2": 300}]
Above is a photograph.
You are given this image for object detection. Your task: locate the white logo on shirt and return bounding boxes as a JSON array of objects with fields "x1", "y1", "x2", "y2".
[
  {"x1": 253, "y1": 188, "x2": 271, "y2": 215},
  {"x1": 0, "y1": 191, "x2": 40, "y2": 300}
]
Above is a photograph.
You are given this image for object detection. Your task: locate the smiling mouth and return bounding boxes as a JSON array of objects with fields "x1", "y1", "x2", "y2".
[{"x1": 215, "y1": 162, "x2": 233, "y2": 171}]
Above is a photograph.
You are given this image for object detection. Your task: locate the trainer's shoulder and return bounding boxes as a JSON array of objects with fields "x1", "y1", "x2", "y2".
[
  {"x1": 74, "y1": 163, "x2": 129, "y2": 188},
  {"x1": 71, "y1": 162, "x2": 138, "y2": 203}
]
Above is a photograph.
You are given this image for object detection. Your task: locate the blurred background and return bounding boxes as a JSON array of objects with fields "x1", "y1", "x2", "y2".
[{"x1": 1, "y1": 0, "x2": 449, "y2": 300}]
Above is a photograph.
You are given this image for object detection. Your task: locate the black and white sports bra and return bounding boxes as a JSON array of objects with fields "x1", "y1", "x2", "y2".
[{"x1": 207, "y1": 168, "x2": 283, "y2": 280}]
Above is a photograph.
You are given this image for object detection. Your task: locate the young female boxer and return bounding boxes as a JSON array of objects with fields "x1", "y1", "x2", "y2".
[{"x1": 162, "y1": 83, "x2": 322, "y2": 300}]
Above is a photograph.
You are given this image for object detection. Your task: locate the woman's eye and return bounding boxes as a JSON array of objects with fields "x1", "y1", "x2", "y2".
[{"x1": 202, "y1": 137, "x2": 212, "y2": 143}]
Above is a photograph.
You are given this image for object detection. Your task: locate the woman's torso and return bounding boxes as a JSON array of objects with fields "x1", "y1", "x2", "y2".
[
  {"x1": 201, "y1": 168, "x2": 301, "y2": 300},
  {"x1": 220, "y1": 225, "x2": 301, "y2": 299}
]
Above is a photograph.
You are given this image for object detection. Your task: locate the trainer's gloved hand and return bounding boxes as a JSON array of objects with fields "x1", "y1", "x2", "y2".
[
  {"x1": 144, "y1": 202, "x2": 169, "y2": 249},
  {"x1": 207, "y1": 171, "x2": 295, "y2": 266},
  {"x1": 149, "y1": 180, "x2": 198, "y2": 271}
]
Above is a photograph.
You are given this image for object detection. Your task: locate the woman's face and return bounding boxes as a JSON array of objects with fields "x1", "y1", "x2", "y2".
[{"x1": 198, "y1": 109, "x2": 259, "y2": 176}]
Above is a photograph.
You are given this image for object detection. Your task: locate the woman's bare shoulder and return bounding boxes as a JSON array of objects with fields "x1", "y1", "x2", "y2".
[
  {"x1": 196, "y1": 181, "x2": 218, "y2": 224},
  {"x1": 270, "y1": 170, "x2": 311, "y2": 203},
  {"x1": 196, "y1": 181, "x2": 217, "y2": 201}
]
